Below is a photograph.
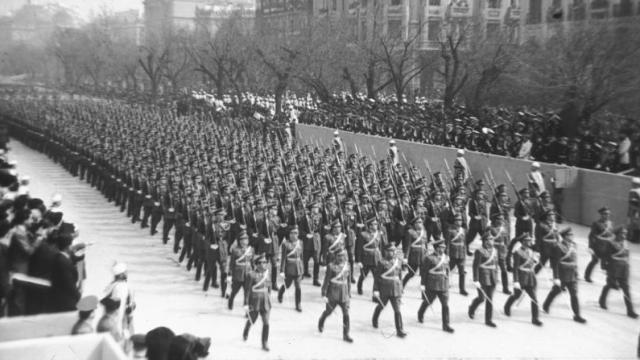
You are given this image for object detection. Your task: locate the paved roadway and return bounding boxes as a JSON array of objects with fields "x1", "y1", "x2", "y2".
[{"x1": 10, "y1": 139, "x2": 640, "y2": 359}]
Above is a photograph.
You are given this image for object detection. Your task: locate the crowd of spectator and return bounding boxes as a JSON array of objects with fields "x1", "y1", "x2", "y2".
[{"x1": 296, "y1": 97, "x2": 639, "y2": 174}]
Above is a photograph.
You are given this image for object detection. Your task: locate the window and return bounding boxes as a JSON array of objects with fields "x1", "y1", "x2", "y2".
[
  {"x1": 570, "y1": 0, "x2": 586, "y2": 19},
  {"x1": 332, "y1": 0, "x2": 337, "y2": 10},
  {"x1": 391, "y1": 0, "x2": 402, "y2": 5},
  {"x1": 427, "y1": 19, "x2": 441, "y2": 41},
  {"x1": 388, "y1": 19, "x2": 402, "y2": 39},
  {"x1": 429, "y1": 0, "x2": 441, "y2": 5},
  {"x1": 528, "y1": 0, "x2": 541, "y2": 23},
  {"x1": 488, "y1": 0, "x2": 501, "y2": 9},
  {"x1": 486, "y1": 22, "x2": 500, "y2": 40},
  {"x1": 613, "y1": 0, "x2": 632, "y2": 16}
]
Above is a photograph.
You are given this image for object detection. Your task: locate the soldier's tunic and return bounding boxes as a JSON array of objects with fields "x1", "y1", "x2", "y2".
[
  {"x1": 599, "y1": 240, "x2": 636, "y2": 315},
  {"x1": 543, "y1": 240, "x2": 581, "y2": 317},
  {"x1": 227, "y1": 244, "x2": 254, "y2": 309},
  {"x1": 355, "y1": 229, "x2": 384, "y2": 294},
  {"x1": 320, "y1": 261, "x2": 351, "y2": 326},
  {"x1": 504, "y1": 246, "x2": 540, "y2": 322},
  {"x1": 418, "y1": 252, "x2": 451, "y2": 327},
  {"x1": 469, "y1": 247, "x2": 498, "y2": 324},
  {"x1": 446, "y1": 225, "x2": 467, "y2": 293},
  {"x1": 585, "y1": 218, "x2": 613, "y2": 281},
  {"x1": 401, "y1": 228, "x2": 427, "y2": 285},
  {"x1": 301, "y1": 213, "x2": 322, "y2": 282}
]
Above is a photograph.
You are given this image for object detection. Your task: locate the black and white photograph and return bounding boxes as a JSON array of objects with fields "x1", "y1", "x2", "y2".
[{"x1": 0, "y1": 0, "x2": 638, "y2": 358}]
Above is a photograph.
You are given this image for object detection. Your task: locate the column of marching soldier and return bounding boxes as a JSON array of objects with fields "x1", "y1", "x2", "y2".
[{"x1": 0, "y1": 97, "x2": 637, "y2": 353}]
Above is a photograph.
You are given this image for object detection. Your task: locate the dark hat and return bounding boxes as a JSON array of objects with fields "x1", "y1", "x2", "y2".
[
  {"x1": 288, "y1": 224, "x2": 299, "y2": 233},
  {"x1": 365, "y1": 216, "x2": 378, "y2": 225},
  {"x1": 453, "y1": 213, "x2": 463, "y2": 221},
  {"x1": 383, "y1": 242, "x2": 396, "y2": 251},
  {"x1": 491, "y1": 212, "x2": 504, "y2": 221},
  {"x1": 540, "y1": 191, "x2": 550, "y2": 199},
  {"x1": 598, "y1": 206, "x2": 610, "y2": 214},
  {"x1": 519, "y1": 188, "x2": 529, "y2": 195},
  {"x1": 238, "y1": 230, "x2": 249, "y2": 241},
  {"x1": 214, "y1": 208, "x2": 227, "y2": 216},
  {"x1": 331, "y1": 219, "x2": 342, "y2": 228},
  {"x1": 432, "y1": 238, "x2": 446, "y2": 247},
  {"x1": 411, "y1": 216, "x2": 423, "y2": 225}
]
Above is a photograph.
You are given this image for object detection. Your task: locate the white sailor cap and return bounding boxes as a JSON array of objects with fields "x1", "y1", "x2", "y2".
[
  {"x1": 112, "y1": 262, "x2": 127, "y2": 275},
  {"x1": 333, "y1": 130, "x2": 339, "y2": 136},
  {"x1": 457, "y1": 149, "x2": 465, "y2": 156},
  {"x1": 389, "y1": 140, "x2": 396, "y2": 145},
  {"x1": 52, "y1": 193, "x2": 63, "y2": 203},
  {"x1": 532, "y1": 162, "x2": 540, "y2": 168},
  {"x1": 632, "y1": 177, "x2": 640, "y2": 186}
]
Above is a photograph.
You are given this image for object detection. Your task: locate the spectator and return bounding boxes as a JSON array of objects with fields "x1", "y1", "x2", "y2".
[
  {"x1": 618, "y1": 133, "x2": 631, "y2": 172},
  {"x1": 7, "y1": 207, "x2": 39, "y2": 315},
  {"x1": 71, "y1": 295, "x2": 98, "y2": 335},
  {"x1": 517, "y1": 133, "x2": 533, "y2": 159},
  {"x1": 146, "y1": 326, "x2": 175, "y2": 360},
  {"x1": 49, "y1": 232, "x2": 80, "y2": 313}
]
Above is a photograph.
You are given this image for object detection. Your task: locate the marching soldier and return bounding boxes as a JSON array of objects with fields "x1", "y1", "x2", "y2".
[
  {"x1": 242, "y1": 254, "x2": 272, "y2": 352},
  {"x1": 204, "y1": 208, "x2": 231, "y2": 295},
  {"x1": 507, "y1": 188, "x2": 537, "y2": 267},
  {"x1": 468, "y1": 235, "x2": 498, "y2": 327},
  {"x1": 356, "y1": 217, "x2": 385, "y2": 295},
  {"x1": 227, "y1": 230, "x2": 254, "y2": 310},
  {"x1": 343, "y1": 199, "x2": 359, "y2": 283},
  {"x1": 322, "y1": 220, "x2": 346, "y2": 267},
  {"x1": 585, "y1": 207, "x2": 615, "y2": 283},
  {"x1": 486, "y1": 213, "x2": 511, "y2": 294},
  {"x1": 466, "y1": 189, "x2": 489, "y2": 254},
  {"x1": 301, "y1": 201, "x2": 323, "y2": 286},
  {"x1": 278, "y1": 225, "x2": 304, "y2": 312},
  {"x1": 504, "y1": 234, "x2": 543, "y2": 326},
  {"x1": 401, "y1": 217, "x2": 427, "y2": 287},
  {"x1": 318, "y1": 248, "x2": 353, "y2": 343},
  {"x1": 534, "y1": 210, "x2": 560, "y2": 274},
  {"x1": 599, "y1": 227, "x2": 638, "y2": 319},
  {"x1": 542, "y1": 228, "x2": 586, "y2": 323},
  {"x1": 446, "y1": 213, "x2": 468, "y2": 295},
  {"x1": 418, "y1": 239, "x2": 454, "y2": 333},
  {"x1": 372, "y1": 243, "x2": 407, "y2": 338}
]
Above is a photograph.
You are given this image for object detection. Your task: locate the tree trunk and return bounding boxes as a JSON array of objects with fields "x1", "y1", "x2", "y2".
[
  {"x1": 342, "y1": 67, "x2": 359, "y2": 99},
  {"x1": 274, "y1": 80, "x2": 287, "y2": 115}
]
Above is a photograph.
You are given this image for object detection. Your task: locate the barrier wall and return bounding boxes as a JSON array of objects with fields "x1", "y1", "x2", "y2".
[
  {"x1": 0, "y1": 334, "x2": 128, "y2": 360},
  {"x1": 296, "y1": 124, "x2": 632, "y2": 227}
]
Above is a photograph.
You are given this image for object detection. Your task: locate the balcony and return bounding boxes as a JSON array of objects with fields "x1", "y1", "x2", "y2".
[
  {"x1": 427, "y1": 6, "x2": 444, "y2": 16},
  {"x1": 447, "y1": 1, "x2": 472, "y2": 17}
]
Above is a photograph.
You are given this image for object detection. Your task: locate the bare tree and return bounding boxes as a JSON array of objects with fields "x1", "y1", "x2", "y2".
[{"x1": 438, "y1": 21, "x2": 471, "y2": 109}]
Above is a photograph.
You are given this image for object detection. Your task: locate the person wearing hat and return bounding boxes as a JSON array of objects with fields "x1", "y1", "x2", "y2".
[
  {"x1": 426, "y1": 192, "x2": 445, "y2": 243},
  {"x1": 277, "y1": 225, "x2": 304, "y2": 312},
  {"x1": 598, "y1": 227, "x2": 638, "y2": 319},
  {"x1": 468, "y1": 235, "x2": 498, "y2": 327},
  {"x1": 504, "y1": 233, "x2": 543, "y2": 326},
  {"x1": 342, "y1": 198, "x2": 359, "y2": 284},
  {"x1": 242, "y1": 254, "x2": 272, "y2": 352},
  {"x1": 48, "y1": 231, "x2": 81, "y2": 314},
  {"x1": 584, "y1": 207, "x2": 615, "y2": 283},
  {"x1": 203, "y1": 208, "x2": 231, "y2": 295},
  {"x1": 300, "y1": 201, "x2": 323, "y2": 286},
  {"x1": 542, "y1": 227, "x2": 587, "y2": 323},
  {"x1": 527, "y1": 162, "x2": 546, "y2": 198},
  {"x1": 103, "y1": 262, "x2": 136, "y2": 341},
  {"x1": 71, "y1": 295, "x2": 98, "y2": 335},
  {"x1": 356, "y1": 217, "x2": 385, "y2": 295},
  {"x1": 507, "y1": 187, "x2": 536, "y2": 268},
  {"x1": 466, "y1": 189, "x2": 489, "y2": 255},
  {"x1": 372, "y1": 242, "x2": 406, "y2": 338},
  {"x1": 401, "y1": 217, "x2": 427, "y2": 287},
  {"x1": 453, "y1": 149, "x2": 470, "y2": 184},
  {"x1": 532, "y1": 209, "x2": 558, "y2": 274},
  {"x1": 97, "y1": 295, "x2": 124, "y2": 345},
  {"x1": 486, "y1": 212, "x2": 511, "y2": 294},
  {"x1": 322, "y1": 219, "x2": 346, "y2": 267},
  {"x1": 318, "y1": 248, "x2": 353, "y2": 343},
  {"x1": 226, "y1": 230, "x2": 254, "y2": 310},
  {"x1": 332, "y1": 130, "x2": 344, "y2": 154},
  {"x1": 388, "y1": 140, "x2": 399, "y2": 166},
  {"x1": 446, "y1": 213, "x2": 468, "y2": 295},
  {"x1": 418, "y1": 238, "x2": 454, "y2": 333}
]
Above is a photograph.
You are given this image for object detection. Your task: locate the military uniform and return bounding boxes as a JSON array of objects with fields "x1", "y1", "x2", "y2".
[
  {"x1": 318, "y1": 250, "x2": 353, "y2": 342},
  {"x1": 417, "y1": 242, "x2": 454, "y2": 332},
  {"x1": 243, "y1": 255, "x2": 272, "y2": 351},
  {"x1": 372, "y1": 245, "x2": 406, "y2": 338},
  {"x1": 226, "y1": 235, "x2": 254, "y2": 310},
  {"x1": 504, "y1": 239, "x2": 542, "y2": 325},
  {"x1": 277, "y1": 227, "x2": 304, "y2": 311},
  {"x1": 401, "y1": 220, "x2": 427, "y2": 287},
  {"x1": 542, "y1": 229, "x2": 585, "y2": 323},
  {"x1": 355, "y1": 224, "x2": 384, "y2": 295},
  {"x1": 599, "y1": 232, "x2": 638, "y2": 318},
  {"x1": 469, "y1": 244, "x2": 498, "y2": 327},
  {"x1": 446, "y1": 222, "x2": 467, "y2": 295}
]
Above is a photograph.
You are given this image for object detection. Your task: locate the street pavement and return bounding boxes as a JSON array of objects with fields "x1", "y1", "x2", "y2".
[{"x1": 10, "y1": 139, "x2": 640, "y2": 359}]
